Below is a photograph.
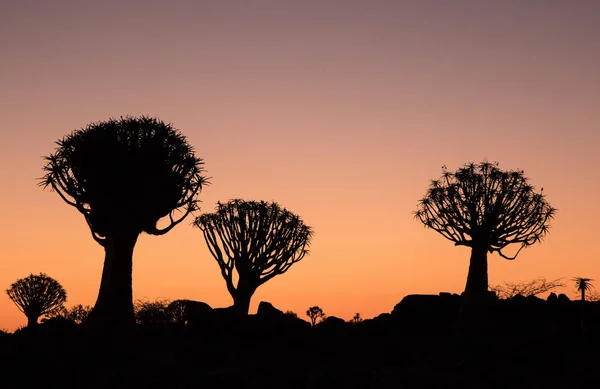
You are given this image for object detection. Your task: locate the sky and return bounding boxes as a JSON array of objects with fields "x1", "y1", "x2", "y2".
[{"x1": 1, "y1": 0, "x2": 599, "y2": 331}]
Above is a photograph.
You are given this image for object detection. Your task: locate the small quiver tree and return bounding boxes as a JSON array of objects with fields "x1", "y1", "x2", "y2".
[
  {"x1": 306, "y1": 306, "x2": 325, "y2": 327},
  {"x1": 415, "y1": 162, "x2": 556, "y2": 324},
  {"x1": 6, "y1": 273, "x2": 67, "y2": 327},
  {"x1": 40, "y1": 116, "x2": 207, "y2": 328},
  {"x1": 194, "y1": 199, "x2": 313, "y2": 316}
]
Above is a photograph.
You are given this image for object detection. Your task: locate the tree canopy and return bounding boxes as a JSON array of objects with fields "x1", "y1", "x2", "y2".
[
  {"x1": 40, "y1": 115, "x2": 207, "y2": 243},
  {"x1": 6, "y1": 273, "x2": 67, "y2": 327},
  {"x1": 415, "y1": 161, "x2": 556, "y2": 259}
]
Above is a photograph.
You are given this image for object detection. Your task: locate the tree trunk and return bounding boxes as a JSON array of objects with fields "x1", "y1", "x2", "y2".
[
  {"x1": 464, "y1": 245, "x2": 489, "y2": 298},
  {"x1": 89, "y1": 233, "x2": 139, "y2": 329},
  {"x1": 456, "y1": 245, "x2": 491, "y2": 333},
  {"x1": 27, "y1": 315, "x2": 38, "y2": 328},
  {"x1": 231, "y1": 276, "x2": 258, "y2": 316},
  {"x1": 581, "y1": 291, "x2": 586, "y2": 333}
]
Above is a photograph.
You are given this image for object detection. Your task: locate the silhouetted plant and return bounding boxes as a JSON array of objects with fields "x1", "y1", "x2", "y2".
[
  {"x1": 40, "y1": 116, "x2": 208, "y2": 328},
  {"x1": 167, "y1": 299, "x2": 190, "y2": 325},
  {"x1": 45, "y1": 305, "x2": 68, "y2": 320},
  {"x1": 573, "y1": 277, "x2": 594, "y2": 333},
  {"x1": 574, "y1": 277, "x2": 594, "y2": 302},
  {"x1": 351, "y1": 313, "x2": 363, "y2": 324},
  {"x1": 415, "y1": 161, "x2": 555, "y2": 306},
  {"x1": 586, "y1": 289, "x2": 600, "y2": 302},
  {"x1": 489, "y1": 277, "x2": 565, "y2": 299},
  {"x1": 46, "y1": 303, "x2": 93, "y2": 324},
  {"x1": 306, "y1": 306, "x2": 325, "y2": 327},
  {"x1": 65, "y1": 304, "x2": 92, "y2": 324},
  {"x1": 6, "y1": 273, "x2": 67, "y2": 327},
  {"x1": 284, "y1": 310, "x2": 298, "y2": 318},
  {"x1": 135, "y1": 299, "x2": 173, "y2": 325},
  {"x1": 195, "y1": 199, "x2": 313, "y2": 315}
]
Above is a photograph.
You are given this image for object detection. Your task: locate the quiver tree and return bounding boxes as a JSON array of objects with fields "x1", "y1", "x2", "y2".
[
  {"x1": 415, "y1": 161, "x2": 556, "y2": 306},
  {"x1": 6, "y1": 273, "x2": 67, "y2": 327},
  {"x1": 40, "y1": 116, "x2": 207, "y2": 328},
  {"x1": 306, "y1": 306, "x2": 325, "y2": 327},
  {"x1": 194, "y1": 199, "x2": 313, "y2": 316}
]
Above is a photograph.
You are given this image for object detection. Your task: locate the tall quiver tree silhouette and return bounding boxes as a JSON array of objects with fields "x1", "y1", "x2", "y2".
[
  {"x1": 40, "y1": 116, "x2": 207, "y2": 328},
  {"x1": 194, "y1": 199, "x2": 313, "y2": 316},
  {"x1": 6, "y1": 273, "x2": 67, "y2": 327},
  {"x1": 415, "y1": 162, "x2": 556, "y2": 320}
]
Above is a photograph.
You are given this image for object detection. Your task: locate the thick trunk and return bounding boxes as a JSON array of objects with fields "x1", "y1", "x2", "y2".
[
  {"x1": 231, "y1": 276, "x2": 258, "y2": 316},
  {"x1": 27, "y1": 315, "x2": 38, "y2": 328},
  {"x1": 464, "y1": 245, "x2": 489, "y2": 299},
  {"x1": 89, "y1": 233, "x2": 139, "y2": 329},
  {"x1": 457, "y1": 245, "x2": 491, "y2": 333}
]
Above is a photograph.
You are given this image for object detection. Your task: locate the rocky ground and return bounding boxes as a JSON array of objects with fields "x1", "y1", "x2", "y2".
[{"x1": 1, "y1": 295, "x2": 600, "y2": 388}]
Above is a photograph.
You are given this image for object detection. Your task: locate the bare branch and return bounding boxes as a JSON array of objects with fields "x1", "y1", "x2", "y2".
[{"x1": 489, "y1": 277, "x2": 566, "y2": 299}]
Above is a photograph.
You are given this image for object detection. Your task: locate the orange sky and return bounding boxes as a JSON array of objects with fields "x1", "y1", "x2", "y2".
[{"x1": 1, "y1": 1, "x2": 599, "y2": 331}]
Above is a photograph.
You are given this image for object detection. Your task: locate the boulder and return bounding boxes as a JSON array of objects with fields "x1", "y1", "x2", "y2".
[
  {"x1": 315, "y1": 316, "x2": 348, "y2": 334},
  {"x1": 181, "y1": 300, "x2": 215, "y2": 328},
  {"x1": 558, "y1": 293, "x2": 571, "y2": 303},
  {"x1": 256, "y1": 301, "x2": 311, "y2": 335},
  {"x1": 391, "y1": 293, "x2": 460, "y2": 334},
  {"x1": 547, "y1": 292, "x2": 558, "y2": 302}
]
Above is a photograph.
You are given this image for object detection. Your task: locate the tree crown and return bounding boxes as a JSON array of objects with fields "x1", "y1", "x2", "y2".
[
  {"x1": 6, "y1": 273, "x2": 67, "y2": 320},
  {"x1": 41, "y1": 116, "x2": 208, "y2": 245},
  {"x1": 194, "y1": 199, "x2": 314, "y2": 286},
  {"x1": 415, "y1": 161, "x2": 556, "y2": 259},
  {"x1": 573, "y1": 277, "x2": 594, "y2": 294}
]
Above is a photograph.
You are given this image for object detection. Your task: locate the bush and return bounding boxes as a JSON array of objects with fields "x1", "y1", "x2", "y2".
[{"x1": 135, "y1": 299, "x2": 174, "y2": 325}]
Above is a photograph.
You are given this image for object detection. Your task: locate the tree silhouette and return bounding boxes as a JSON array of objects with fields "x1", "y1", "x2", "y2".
[
  {"x1": 415, "y1": 161, "x2": 555, "y2": 305},
  {"x1": 135, "y1": 299, "x2": 173, "y2": 325},
  {"x1": 351, "y1": 313, "x2": 363, "y2": 324},
  {"x1": 573, "y1": 277, "x2": 594, "y2": 333},
  {"x1": 306, "y1": 306, "x2": 325, "y2": 327},
  {"x1": 40, "y1": 116, "x2": 207, "y2": 328},
  {"x1": 574, "y1": 277, "x2": 594, "y2": 302},
  {"x1": 6, "y1": 273, "x2": 67, "y2": 327},
  {"x1": 65, "y1": 304, "x2": 92, "y2": 324},
  {"x1": 489, "y1": 277, "x2": 565, "y2": 299},
  {"x1": 194, "y1": 199, "x2": 313, "y2": 315}
]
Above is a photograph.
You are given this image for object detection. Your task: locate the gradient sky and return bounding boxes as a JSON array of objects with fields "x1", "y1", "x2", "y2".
[{"x1": 1, "y1": 0, "x2": 599, "y2": 331}]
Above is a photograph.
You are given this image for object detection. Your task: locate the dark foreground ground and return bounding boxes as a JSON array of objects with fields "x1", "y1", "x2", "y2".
[
  {"x1": 0, "y1": 326, "x2": 599, "y2": 389},
  {"x1": 3, "y1": 293, "x2": 600, "y2": 389}
]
